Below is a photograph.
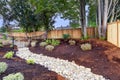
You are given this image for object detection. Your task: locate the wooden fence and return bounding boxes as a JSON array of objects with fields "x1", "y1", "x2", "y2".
[
  {"x1": 107, "y1": 21, "x2": 120, "y2": 47},
  {"x1": 47, "y1": 27, "x2": 97, "y2": 39},
  {"x1": 10, "y1": 27, "x2": 97, "y2": 40}
]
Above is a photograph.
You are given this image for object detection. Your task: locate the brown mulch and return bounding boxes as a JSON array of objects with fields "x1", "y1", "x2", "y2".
[
  {"x1": 0, "y1": 45, "x2": 64, "y2": 80},
  {"x1": 29, "y1": 39, "x2": 120, "y2": 80},
  {"x1": 0, "y1": 39, "x2": 120, "y2": 80}
]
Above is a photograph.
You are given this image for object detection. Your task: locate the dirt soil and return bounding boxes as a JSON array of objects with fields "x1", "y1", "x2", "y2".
[
  {"x1": 0, "y1": 45, "x2": 64, "y2": 80},
  {"x1": 29, "y1": 39, "x2": 120, "y2": 80}
]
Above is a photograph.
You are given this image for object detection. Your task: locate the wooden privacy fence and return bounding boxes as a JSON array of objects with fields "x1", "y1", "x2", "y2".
[
  {"x1": 48, "y1": 27, "x2": 97, "y2": 39},
  {"x1": 10, "y1": 27, "x2": 97, "y2": 40},
  {"x1": 107, "y1": 21, "x2": 120, "y2": 47}
]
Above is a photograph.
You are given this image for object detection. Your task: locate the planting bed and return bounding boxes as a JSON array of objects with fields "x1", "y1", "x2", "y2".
[
  {"x1": 0, "y1": 39, "x2": 120, "y2": 80},
  {"x1": 29, "y1": 39, "x2": 120, "y2": 80},
  {"x1": 0, "y1": 45, "x2": 63, "y2": 80}
]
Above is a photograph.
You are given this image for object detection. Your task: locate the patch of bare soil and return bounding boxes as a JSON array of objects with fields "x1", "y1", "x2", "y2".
[{"x1": 30, "y1": 39, "x2": 120, "y2": 80}]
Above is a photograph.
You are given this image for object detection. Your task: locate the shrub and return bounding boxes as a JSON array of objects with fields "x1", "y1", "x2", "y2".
[
  {"x1": 51, "y1": 39, "x2": 60, "y2": 46},
  {"x1": 40, "y1": 42, "x2": 47, "y2": 47},
  {"x1": 62, "y1": 34, "x2": 70, "y2": 39},
  {"x1": 3, "y1": 72, "x2": 24, "y2": 80},
  {"x1": 80, "y1": 43, "x2": 92, "y2": 51},
  {"x1": 81, "y1": 35, "x2": 89, "y2": 40},
  {"x1": 68, "y1": 40, "x2": 76, "y2": 45},
  {"x1": 3, "y1": 51, "x2": 14, "y2": 59},
  {"x1": 45, "y1": 39, "x2": 52, "y2": 44},
  {"x1": 31, "y1": 41, "x2": 37, "y2": 47},
  {"x1": 0, "y1": 43, "x2": 3, "y2": 47},
  {"x1": 0, "y1": 62, "x2": 8, "y2": 74},
  {"x1": 26, "y1": 59, "x2": 35, "y2": 65},
  {"x1": 2, "y1": 40, "x2": 10, "y2": 46},
  {"x1": 45, "y1": 45, "x2": 54, "y2": 51},
  {"x1": 45, "y1": 39, "x2": 60, "y2": 46}
]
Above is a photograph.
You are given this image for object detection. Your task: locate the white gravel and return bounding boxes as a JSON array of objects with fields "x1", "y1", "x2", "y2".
[{"x1": 16, "y1": 47, "x2": 109, "y2": 80}]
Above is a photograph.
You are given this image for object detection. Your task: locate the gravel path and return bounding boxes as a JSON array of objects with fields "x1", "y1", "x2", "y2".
[{"x1": 16, "y1": 47, "x2": 109, "y2": 80}]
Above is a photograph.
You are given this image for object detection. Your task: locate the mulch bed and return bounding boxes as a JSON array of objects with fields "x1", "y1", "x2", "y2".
[
  {"x1": 0, "y1": 39, "x2": 120, "y2": 80},
  {"x1": 29, "y1": 39, "x2": 120, "y2": 80},
  {"x1": 0, "y1": 45, "x2": 64, "y2": 80}
]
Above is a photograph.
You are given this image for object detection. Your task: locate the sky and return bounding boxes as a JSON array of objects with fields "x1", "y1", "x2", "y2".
[{"x1": 0, "y1": 15, "x2": 70, "y2": 28}]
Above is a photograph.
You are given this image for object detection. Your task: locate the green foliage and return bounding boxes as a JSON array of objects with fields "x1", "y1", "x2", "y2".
[
  {"x1": 3, "y1": 51, "x2": 14, "y2": 59},
  {"x1": 0, "y1": 62, "x2": 8, "y2": 74},
  {"x1": 0, "y1": 42, "x2": 3, "y2": 47},
  {"x1": 68, "y1": 40, "x2": 76, "y2": 45},
  {"x1": 81, "y1": 35, "x2": 89, "y2": 40},
  {"x1": 45, "y1": 39, "x2": 52, "y2": 44},
  {"x1": 99, "y1": 36, "x2": 106, "y2": 40},
  {"x1": 62, "y1": 34, "x2": 70, "y2": 39},
  {"x1": 45, "y1": 39, "x2": 60, "y2": 46},
  {"x1": 3, "y1": 72, "x2": 24, "y2": 80},
  {"x1": 3, "y1": 34, "x2": 7, "y2": 40},
  {"x1": 80, "y1": 43, "x2": 92, "y2": 51},
  {"x1": 26, "y1": 59, "x2": 35, "y2": 65},
  {"x1": 40, "y1": 42, "x2": 47, "y2": 47},
  {"x1": 10, "y1": 45, "x2": 13, "y2": 48},
  {"x1": 45, "y1": 45, "x2": 54, "y2": 51}
]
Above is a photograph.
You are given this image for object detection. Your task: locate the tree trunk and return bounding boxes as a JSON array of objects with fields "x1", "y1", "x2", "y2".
[
  {"x1": 97, "y1": 0, "x2": 102, "y2": 38},
  {"x1": 80, "y1": 0, "x2": 87, "y2": 37},
  {"x1": 102, "y1": 0, "x2": 108, "y2": 38}
]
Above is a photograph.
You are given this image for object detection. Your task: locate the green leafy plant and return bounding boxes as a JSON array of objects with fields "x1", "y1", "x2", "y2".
[
  {"x1": 62, "y1": 34, "x2": 70, "y2": 39},
  {"x1": 3, "y1": 51, "x2": 14, "y2": 59},
  {"x1": 51, "y1": 39, "x2": 60, "y2": 46},
  {"x1": 3, "y1": 34, "x2": 7, "y2": 40},
  {"x1": 45, "y1": 39, "x2": 52, "y2": 44},
  {"x1": 26, "y1": 59, "x2": 35, "y2": 65},
  {"x1": 0, "y1": 43, "x2": 3, "y2": 47},
  {"x1": 45, "y1": 39, "x2": 60, "y2": 46},
  {"x1": 45, "y1": 45, "x2": 54, "y2": 51},
  {"x1": 81, "y1": 35, "x2": 89, "y2": 40},
  {"x1": 99, "y1": 36, "x2": 106, "y2": 40},
  {"x1": 0, "y1": 62, "x2": 8, "y2": 74},
  {"x1": 40, "y1": 42, "x2": 47, "y2": 47},
  {"x1": 68, "y1": 40, "x2": 76, "y2": 45},
  {"x1": 80, "y1": 43, "x2": 92, "y2": 51},
  {"x1": 3, "y1": 72, "x2": 24, "y2": 80}
]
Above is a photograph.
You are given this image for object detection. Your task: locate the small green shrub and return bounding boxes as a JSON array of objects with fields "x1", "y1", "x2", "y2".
[
  {"x1": 10, "y1": 44, "x2": 13, "y2": 48},
  {"x1": 62, "y1": 34, "x2": 70, "y2": 39},
  {"x1": 3, "y1": 51, "x2": 14, "y2": 59},
  {"x1": 26, "y1": 59, "x2": 35, "y2": 65},
  {"x1": 3, "y1": 72, "x2": 24, "y2": 80},
  {"x1": 31, "y1": 41, "x2": 37, "y2": 47},
  {"x1": 0, "y1": 62, "x2": 8, "y2": 74},
  {"x1": 68, "y1": 40, "x2": 76, "y2": 45},
  {"x1": 45, "y1": 45, "x2": 54, "y2": 51},
  {"x1": 3, "y1": 34, "x2": 7, "y2": 40},
  {"x1": 45, "y1": 39, "x2": 60, "y2": 46},
  {"x1": 80, "y1": 43, "x2": 92, "y2": 51},
  {"x1": 99, "y1": 36, "x2": 106, "y2": 40},
  {"x1": 2, "y1": 40, "x2": 10, "y2": 46},
  {"x1": 45, "y1": 39, "x2": 52, "y2": 44},
  {"x1": 0, "y1": 43, "x2": 3, "y2": 47},
  {"x1": 81, "y1": 35, "x2": 89, "y2": 40},
  {"x1": 40, "y1": 42, "x2": 47, "y2": 47},
  {"x1": 51, "y1": 39, "x2": 60, "y2": 46}
]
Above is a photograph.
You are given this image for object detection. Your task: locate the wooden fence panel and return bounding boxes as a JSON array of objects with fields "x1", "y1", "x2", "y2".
[
  {"x1": 107, "y1": 22, "x2": 118, "y2": 47},
  {"x1": 11, "y1": 27, "x2": 97, "y2": 39},
  {"x1": 118, "y1": 22, "x2": 120, "y2": 47}
]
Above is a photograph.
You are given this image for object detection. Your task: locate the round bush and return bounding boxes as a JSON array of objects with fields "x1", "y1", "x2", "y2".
[{"x1": 0, "y1": 62, "x2": 8, "y2": 74}]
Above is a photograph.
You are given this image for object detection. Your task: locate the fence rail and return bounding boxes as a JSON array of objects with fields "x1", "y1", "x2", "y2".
[{"x1": 10, "y1": 27, "x2": 97, "y2": 40}]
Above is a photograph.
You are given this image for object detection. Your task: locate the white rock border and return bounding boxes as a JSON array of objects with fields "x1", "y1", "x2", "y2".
[{"x1": 16, "y1": 47, "x2": 109, "y2": 80}]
